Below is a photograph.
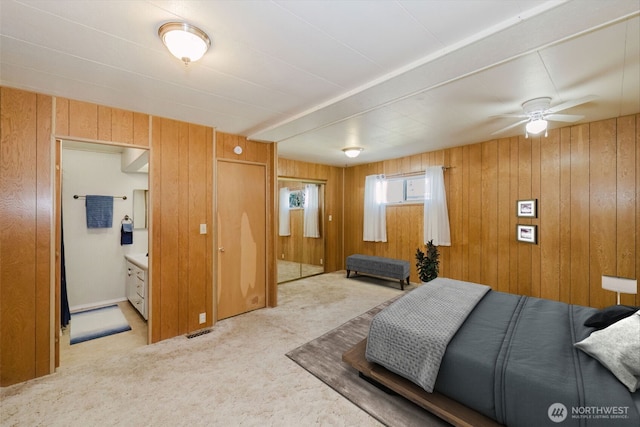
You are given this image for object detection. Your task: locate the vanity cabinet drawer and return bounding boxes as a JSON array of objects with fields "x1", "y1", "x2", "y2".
[
  {"x1": 136, "y1": 279, "x2": 144, "y2": 297},
  {"x1": 125, "y1": 259, "x2": 148, "y2": 320},
  {"x1": 135, "y1": 269, "x2": 145, "y2": 281}
]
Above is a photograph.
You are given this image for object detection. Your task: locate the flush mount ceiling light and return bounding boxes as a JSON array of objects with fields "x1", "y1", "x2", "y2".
[
  {"x1": 342, "y1": 147, "x2": 363, "y2": 158},
  {"x1": 158, "y1": 22, "x2": 211, "y2": 65}
]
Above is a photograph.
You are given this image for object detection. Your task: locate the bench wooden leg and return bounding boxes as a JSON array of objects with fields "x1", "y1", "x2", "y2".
[
  {"x1": 346, "y1": 269, "x2": 351, "y2": 278},
  {"x1": 399, "y1": 279, "x2": 404, "y2": 290}
]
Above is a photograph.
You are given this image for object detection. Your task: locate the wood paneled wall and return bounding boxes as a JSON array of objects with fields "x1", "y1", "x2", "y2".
[
  {"x1": 216, "y1": 132, "x2": 277, "y2": 307},
  {"x1": 278, "y1": 158, "x2": 344, "y2": 273},
  {"x1": 55, "y1": 100, "x2": 223, "y2": 343},
  {"x1": 150, "y1": 117, "x2": 214, "y2": 342},
  {"x1": 1, "y1": 81, "x2": 636, "y2": 385},
  {"x1": 55, "y1": 98, "x2": 149, "y2": 146},
  {"x1": 1, "y1": 87, "x2": 277, "y2": 385},
  {"x1": 344, "y1": 152, "x2": 450, "y2": 283},
  {"x1": 0, "y1": 87, "x2": 52, "y2": 385},
  {"x1": 345, "y1": 115, "x2": 639, "y2": 309}
]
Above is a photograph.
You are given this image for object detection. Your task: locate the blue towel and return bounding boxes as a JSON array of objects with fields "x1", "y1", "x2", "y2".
[
  {"x1": 85, "y1": 195, "x2": 113, "y2": 228},
  {"x1": 121, "y1": 223, "x2": 133, "y2": 245}
]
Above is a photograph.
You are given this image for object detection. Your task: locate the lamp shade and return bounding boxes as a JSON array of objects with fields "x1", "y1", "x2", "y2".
[
  {"x1": 602, "y1": 275, "x2": 638, "y2": 304},
  {"x1": 602, "y1": 275, "x2": 637, "y2": 294},
  {"x1": 342, "y1": 147, "x2": 363, "y2": 158},
  {"x1": 159, "y1": 22, "x2": 210, "y2": 64}
]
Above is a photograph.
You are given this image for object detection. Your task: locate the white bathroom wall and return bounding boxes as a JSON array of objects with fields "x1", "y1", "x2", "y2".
[{"x1": 62, "y1": 148, "x2": 148, "y2": 310}]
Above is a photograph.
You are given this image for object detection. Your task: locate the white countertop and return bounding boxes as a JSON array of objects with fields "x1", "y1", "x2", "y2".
[{"x1": 125, "y1": 253, "x2": 148, "y2": 270}]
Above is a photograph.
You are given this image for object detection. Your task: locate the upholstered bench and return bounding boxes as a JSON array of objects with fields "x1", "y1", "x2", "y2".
[{"x1": 346, "y1": 254, "x2": 410, "y2": 290}]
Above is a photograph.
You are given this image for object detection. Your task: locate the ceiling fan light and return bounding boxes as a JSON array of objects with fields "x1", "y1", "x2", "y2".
[
  {"x1": 525, "y1": 119, "x2": 547, "y2": 135},
  {"x1": 342, "y1": 147, "x2": 363, "y2": 158},
  {"x1": 159, "y1": 22, "x2": 210, "y2": 64}
]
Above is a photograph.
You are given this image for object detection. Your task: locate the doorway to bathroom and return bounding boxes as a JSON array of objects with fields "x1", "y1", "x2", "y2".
[
  {"x1": 58, "y1": 139, "x2": 149, "y2": 366},
  {"x1": 277, "y1": 178, "x2": 326, "y2": 283}
]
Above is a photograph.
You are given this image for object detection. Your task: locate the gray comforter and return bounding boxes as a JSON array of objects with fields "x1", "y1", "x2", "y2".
[
  {"x1": 365, "y1": 278, "x2": 489, "y2": 392},
  {"x1": 366, "y1": 281, "x2": 640, "y2": 426}
]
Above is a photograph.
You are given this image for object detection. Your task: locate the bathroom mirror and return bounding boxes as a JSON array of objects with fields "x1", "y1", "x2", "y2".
[{"x1": 133, "y1": 189, "x2": 148, "y2": 229}]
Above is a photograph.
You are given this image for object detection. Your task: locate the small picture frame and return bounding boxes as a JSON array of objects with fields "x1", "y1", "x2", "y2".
[
  {"x1": 517, "y1": 224, "x2": 537, "y2": 244},
  {"x1": 516, "y1": 199, "x2": 537, "y2": 218}
]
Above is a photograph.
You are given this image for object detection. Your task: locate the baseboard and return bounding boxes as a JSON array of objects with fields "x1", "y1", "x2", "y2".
[{"x1": 70, "y1": 297, "x2": 127, "y2": 313}]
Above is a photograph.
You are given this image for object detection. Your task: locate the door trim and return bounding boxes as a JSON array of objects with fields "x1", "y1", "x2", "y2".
[{"x1": 52, "y1": 136, "x2": 151, "y2": 370}]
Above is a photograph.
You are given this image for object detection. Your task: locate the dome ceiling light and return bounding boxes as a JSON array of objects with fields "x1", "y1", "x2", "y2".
[
  {"x1": 525, "y1": 117, "x2": 548, "y2": 137},
  {"x1": 342, "y1": 147, "x2": 363, "y2": 158},
  {"x1": 158, "y1": 22, "x2": 211, "y2": 65}
]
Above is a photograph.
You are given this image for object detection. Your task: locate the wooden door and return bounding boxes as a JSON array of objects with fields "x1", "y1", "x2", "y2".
[{"x1": 216, "y1": 161, "x2": 266, "y2": 320}]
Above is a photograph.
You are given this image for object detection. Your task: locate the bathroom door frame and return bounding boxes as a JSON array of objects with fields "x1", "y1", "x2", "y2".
[{"x1": 53, "y1": 137, "x2": 151, "y2": 368}]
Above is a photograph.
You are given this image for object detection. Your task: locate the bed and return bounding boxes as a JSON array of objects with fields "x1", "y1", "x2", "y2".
[{"x1": 343, "y1": 278, "x2": 640, "y2": 427}]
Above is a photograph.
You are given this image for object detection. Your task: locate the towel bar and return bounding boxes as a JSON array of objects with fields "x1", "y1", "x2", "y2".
[{"x1": 74, "y1": 194, "x2": 127, "y2": 200}]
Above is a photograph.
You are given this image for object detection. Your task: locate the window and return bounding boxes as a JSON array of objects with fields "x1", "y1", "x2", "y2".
[
  {"x1": 384, "y1": 178, "x2": 404, "y2": 203},
  {"x1": 288, "y1": 190, "x2": 305, "y2": 209}
]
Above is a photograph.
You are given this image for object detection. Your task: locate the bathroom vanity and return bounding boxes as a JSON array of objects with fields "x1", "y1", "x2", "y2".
[{"x1": 125, "y1": 254, "x2": 148, "y2": 320}]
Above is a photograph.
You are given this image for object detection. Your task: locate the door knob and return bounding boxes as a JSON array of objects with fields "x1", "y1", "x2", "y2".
[{"x1": 218, "y1": 247, "x2": 225, "y2": 252}]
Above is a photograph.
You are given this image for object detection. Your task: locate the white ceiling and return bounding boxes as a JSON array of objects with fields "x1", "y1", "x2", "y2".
[{"x1": 1, "y1": 0, "x2": 638, "y2": 167}]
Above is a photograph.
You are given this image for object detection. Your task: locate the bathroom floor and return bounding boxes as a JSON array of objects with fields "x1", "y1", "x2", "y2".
[{"x1": 60, "y1": 301, "x2": 148, "y2": 367}]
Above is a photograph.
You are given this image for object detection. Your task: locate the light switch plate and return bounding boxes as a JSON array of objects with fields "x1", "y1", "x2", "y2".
[
  {"x1": 200, "y1": 224, "x2": 207, "y2": 234},
  {"x1": 199, "y1": 312, "x2": 206, "y2": 324}
]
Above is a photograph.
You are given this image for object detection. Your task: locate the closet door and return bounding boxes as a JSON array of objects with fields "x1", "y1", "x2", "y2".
[{"x1": 216, "y1": 160, "x2": 266, "y2": 320}]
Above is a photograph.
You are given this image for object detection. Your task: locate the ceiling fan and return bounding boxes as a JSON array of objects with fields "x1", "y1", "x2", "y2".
[{"x1": 491, "y1": 95, "x2": 597, "y2": 137}]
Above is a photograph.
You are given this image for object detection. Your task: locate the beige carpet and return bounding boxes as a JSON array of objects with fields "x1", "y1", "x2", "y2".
[{"x1": 1, "y1": 272, "x2": 423, "y2": 426}]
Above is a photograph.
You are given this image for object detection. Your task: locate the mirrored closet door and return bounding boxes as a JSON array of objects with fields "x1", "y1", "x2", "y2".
[{"x1": 277, "y1": 178, "x2": 325, "y2": 283}]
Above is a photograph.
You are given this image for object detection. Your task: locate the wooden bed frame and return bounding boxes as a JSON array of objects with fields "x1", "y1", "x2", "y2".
[{"x1": 342, "y1": 338, "x2": 503, "y2": 427}]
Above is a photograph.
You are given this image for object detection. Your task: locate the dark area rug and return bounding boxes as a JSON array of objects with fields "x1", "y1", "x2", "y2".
[{"x1": 286, "y1": 298, "x2": 450, "y2": 427}]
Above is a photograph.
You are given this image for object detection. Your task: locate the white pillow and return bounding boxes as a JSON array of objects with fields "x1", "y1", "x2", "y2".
[{"x1": 574, "y1": 311, "x2": 640, "y2": 392}]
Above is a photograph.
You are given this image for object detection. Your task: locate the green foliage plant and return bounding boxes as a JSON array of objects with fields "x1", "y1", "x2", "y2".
[{"x1": 415, "y1": 240, "x2": 439, "y2": 283}]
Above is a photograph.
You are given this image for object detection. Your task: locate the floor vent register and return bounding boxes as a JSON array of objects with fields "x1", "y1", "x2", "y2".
[{"x1": 186, "y1": 329, "x2": 212, "y2": 339}]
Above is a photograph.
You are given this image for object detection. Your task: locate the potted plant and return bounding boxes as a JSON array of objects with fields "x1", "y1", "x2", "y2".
[{"x1": 415, "y1": 240, "x2": 439, "y2": 283}]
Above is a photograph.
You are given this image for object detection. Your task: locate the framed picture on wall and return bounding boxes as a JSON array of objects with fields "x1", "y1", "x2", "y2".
[
  {"x1": 516, "y1": 224, "x2": 537, "y2": 244},
  {"x1": 516, "y1": 199, "x2": 537, "y2": 218}
]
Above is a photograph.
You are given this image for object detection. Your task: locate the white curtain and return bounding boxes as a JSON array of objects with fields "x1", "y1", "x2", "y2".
[
  {"x1": 363, "y1": 174, "x2": 387, "y2": 242},
  {"x1": 303, "y1": 184, "x2": 320, "y2": 238},
  {"x1": 423, "y1": 166, "x2": 451, "y2": 246},
  {"x1": 278, "y1": 187, "x2": 290, "y2": 236}
]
